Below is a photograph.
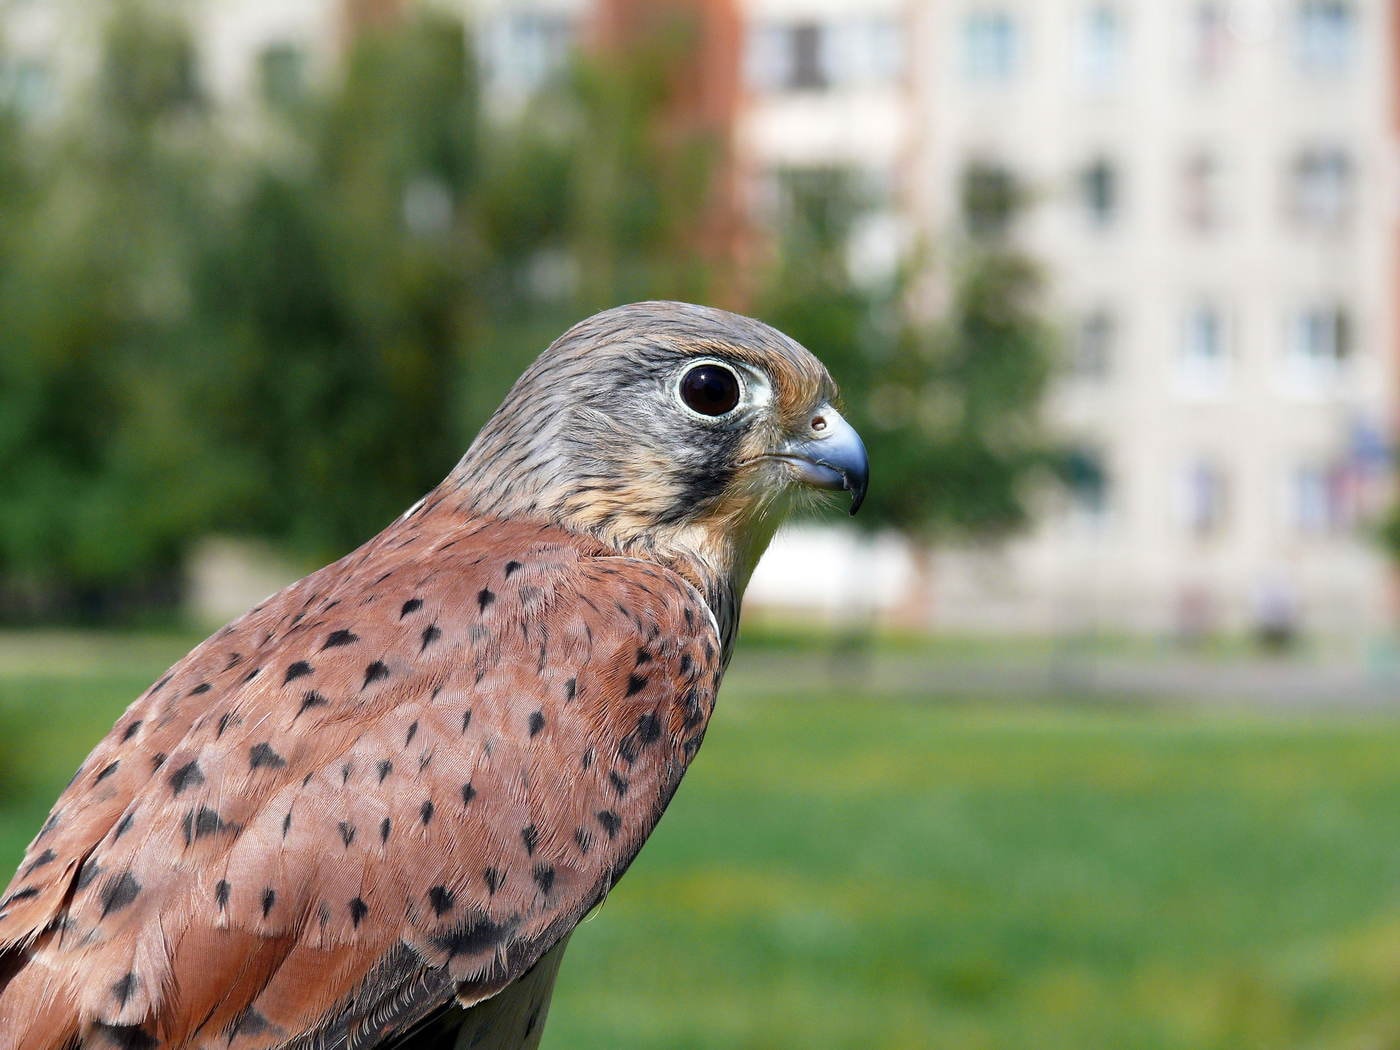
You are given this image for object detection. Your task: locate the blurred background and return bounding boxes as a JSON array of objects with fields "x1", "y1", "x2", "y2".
[{"x1": 2, "y1": 0, "x2": 1400, "y2": 1046}]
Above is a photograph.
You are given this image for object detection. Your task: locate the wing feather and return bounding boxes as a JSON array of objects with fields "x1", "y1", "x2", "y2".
[{"x1": 0, "y1": 503, "x2": 721, "y2": 1050}]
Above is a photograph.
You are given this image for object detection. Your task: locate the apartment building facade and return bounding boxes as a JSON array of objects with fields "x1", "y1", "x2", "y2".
[{"x1": 912, "y1": 0, "x2": 1396, "y2": 635}]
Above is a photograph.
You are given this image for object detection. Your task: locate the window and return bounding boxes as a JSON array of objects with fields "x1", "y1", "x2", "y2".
[
  {"x1": 1076, "y1": 5, "x2": 1124, "y2": 88},
  {"x1": 1, "y1": 58, "x2": 54, "y2": 118},
  {"x1": 1063, "y1": 448, "x2": 1111, "y2": 528},
  {"x1": 1079, "y1": 157, "x2": 1119, "y2": 229},
  {"x1": 258, "y1": 43, "x2": 306, "y2": 110},
  {"x1": 963, "y1": 10, "x2": 1020, "y2": 83},
  {"x1": 1294, "y1": 1, "x2": 1356, "y2": 76},
  {"x1": 1290, "y1": 461, "x2": 1351, "y2": 535},
  {"x1": 1290, "y1": 147, "x2": 1352, "y2": 230},
  {"x1": 1178, "y1": 459, "x2": 1229, "y2": 538},
  {"x1": 1182, "y1": 150, "x2": 1225, "y2": 232},
  {"x1": 960, "y1": 161, "x2": 1019, "y2": 238},
  {"x1": 1284, "y1": 305, "x2": 1353, "y2": 390},
  {"x1": 826, "y1": 17, "x2": 904, "y2": 88},
  {"x1": 479, "y1": 11, "x2": 575, "y2": 93},
  {"x1": 1186, "y1": 2, "x2": 1231, "y2": 82},
  {"x1": 746, "y1": 21, "x2": 831, "y2": 92},
  {"x1": 1178, "y1": 304, "x2": 1231, "y2": 395},
  {"x1": 788, "y1": 23, "x2": 829, "y2": 90},
  {"x1": 1071, "y1": 310, "x2": 1115, "y2": 381}
]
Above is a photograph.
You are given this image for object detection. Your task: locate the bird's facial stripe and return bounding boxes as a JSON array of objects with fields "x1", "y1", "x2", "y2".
[{"x1": 669, "y1": 357, "x2": 773, "y2": 425}]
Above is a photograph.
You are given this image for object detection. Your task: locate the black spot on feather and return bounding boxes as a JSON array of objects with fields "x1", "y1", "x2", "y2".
[
  {"x1": 597, "y1": 810, "x2": 621, "y2": 838},
  {"x1": 261, "y1": 887, "x2": 276, "y2": 917},
  {"x1": 284, "y1": 661, "x2": 313, "y2": 684},
  {"x1": 121, "y1": 720, "x2": 143, "y2": 742},
  {"x1": 401, "y1": 598, "x2": 423, "y2": 618},
  {"x1": 420, "y1": 624, "x2": 442, "y2": 652},
  {"x1": 100, "y1": 872, "x2": 141, "y2": 916},
  {"x1": 339, "y1": 822, "x2": 356, "y2": 847},
  {"x1": 215, "y1": 880, "x2": 230, "y2": 909},
  {"x1": 92, "y1": 1022, "x2": 156, "y2": 1050},
  {"x1": 169, "y1": 761, "x2": 204, "y2": 796},
  {"x1": 323, "y1": 629, "x2": 358, "y2": 649},
  {"x1": 626, "y1": 673, "x2": 647, "y2": 696},
  {"x1": 95, "y1": 760, "x2": 120, "y2": 783},
  {"x1": 521, "y1": 824, "x2": 539, "y2": 855},
  {"x1": 3, "y1": 886, "x2": 38, "y2": 906},
  {"x1": 349, "y1": 897, "x2": 368, "y2": 927},
  {"x1": 532, "y1": 865, "x2": 555, "y2": 894},
  {"x1": 430, "y1": 911, "x2": 515, "y2": 958},
  {"x1": 478, "y1": 588, "x2": 495, "y2": 612},
  {"x1": 363, "y1": 661, "x2": 389, "y2": 689},
  {"x1": 111, "y1": 971, "x2": 138, "y2": 1008},
  {"x1": 230, "y1": 1008, "x2": 275, "y2": 1038},
  {"x1": 250, "y1": 743, "x2": 286, "y2": 770},
  {"x1": 297, "y1": 690, "x2": 328, "y2": 718},
  {"x1": 182, "y1": 807, "x2": 229, "y2": 845},
  {"x1": 528, "y1": 711, "x2": 545, "y2": 737},
  {"x1": 428, "y1": 886, "x2": 454, "y2": 915}
]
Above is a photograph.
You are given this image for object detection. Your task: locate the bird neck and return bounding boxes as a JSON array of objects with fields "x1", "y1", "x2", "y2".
[{"x1": 442, "y1": 451, "x2": 789, "y2": 665}]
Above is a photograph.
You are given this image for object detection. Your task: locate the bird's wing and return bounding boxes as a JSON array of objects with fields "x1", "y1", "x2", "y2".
[{"x1": 0, "y1": 508, "x2": 721, "y2": 1050}]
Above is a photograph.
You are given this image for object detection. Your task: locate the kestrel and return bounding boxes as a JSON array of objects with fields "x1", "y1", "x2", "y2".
[{"x1": 0, "y1": 301, "x2": 868, "y2": 1050}]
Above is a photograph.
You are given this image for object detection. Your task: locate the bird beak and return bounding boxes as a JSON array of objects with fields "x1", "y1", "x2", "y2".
[{"x1": 776, "y1": 406, "x2": 870, "y2": 516}]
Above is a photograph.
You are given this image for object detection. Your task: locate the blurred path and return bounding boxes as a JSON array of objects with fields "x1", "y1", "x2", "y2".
[{"x1": 729, "y1": 647, "x2": 1400, "y2": 711}]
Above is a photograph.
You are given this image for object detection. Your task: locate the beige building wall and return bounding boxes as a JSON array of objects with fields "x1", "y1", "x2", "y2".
[{"x1": 912, "y1": 0, "x2": 1396, "y2": 637}]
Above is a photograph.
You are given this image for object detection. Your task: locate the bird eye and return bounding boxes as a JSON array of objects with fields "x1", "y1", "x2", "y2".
[{"x1": 679, "y1": 363, "x2": 741, "y2": 417}]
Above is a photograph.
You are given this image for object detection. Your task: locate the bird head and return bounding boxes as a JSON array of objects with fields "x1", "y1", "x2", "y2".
[{"x1": 455, "y1": 301, "x2": 868, "y2": 592}]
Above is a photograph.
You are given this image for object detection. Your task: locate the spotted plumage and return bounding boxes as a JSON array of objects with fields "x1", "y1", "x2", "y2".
[{"x1": 0, "y1": 301, "x2": 867, "y2": 1050}]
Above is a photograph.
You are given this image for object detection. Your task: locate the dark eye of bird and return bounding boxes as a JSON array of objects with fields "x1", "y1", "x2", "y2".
[{"x1": 679, "y1": 364, "x2": 741, "y2": 417}]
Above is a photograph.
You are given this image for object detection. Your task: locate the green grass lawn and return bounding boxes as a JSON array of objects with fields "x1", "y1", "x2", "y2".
[{"x1": 5, "y1": 635, "x2": 1400, "y2": 1048}]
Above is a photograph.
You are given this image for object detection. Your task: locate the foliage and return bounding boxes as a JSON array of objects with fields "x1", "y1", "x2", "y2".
[
  {"x1": 0, "y1": 5, "x2": 1058, "y2": 618},
  {"x1": 0, "y1": 4, "x2": 225, "y2": 618},
  {"x1": 759, "y1": 173, "x2": 1060, "y2": 539},
  {"x1": 200, "y1": 11, "x2": 481, "y2": 557}
]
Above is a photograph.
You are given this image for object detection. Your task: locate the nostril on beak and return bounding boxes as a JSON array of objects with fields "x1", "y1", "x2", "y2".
[{"x1": 811, "y1": 415, "x2": 828, "y2": 433}]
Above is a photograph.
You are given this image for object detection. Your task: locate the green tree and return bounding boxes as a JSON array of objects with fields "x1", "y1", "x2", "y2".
[
  {"x1": 0, "y1": 4, "x2": 226, "y2": 619},
  {"x1": 760, "y1": 173, "x2": 1060, "y2": 544},
  {"x1": 202, "y1": 11, "x2": 482, "y2": 559}
]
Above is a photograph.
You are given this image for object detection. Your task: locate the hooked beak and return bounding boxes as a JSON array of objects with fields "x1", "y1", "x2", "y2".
[{"x1": 775, "y1": 405, "x2": 870, "y2": 516}]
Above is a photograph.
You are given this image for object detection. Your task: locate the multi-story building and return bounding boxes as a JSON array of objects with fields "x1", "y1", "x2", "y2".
[
  {"x1": 912, "y1": 0, "x2": 1395, "y2": 636},
  {"x1": 2, "y1": 0, "x2": 1393, "y2": 637}
]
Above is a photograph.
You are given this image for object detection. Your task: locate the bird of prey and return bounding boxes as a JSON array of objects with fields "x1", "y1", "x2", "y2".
[{"x1": 0, "y1": 301, "x2": 868, "y2": 1050}]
